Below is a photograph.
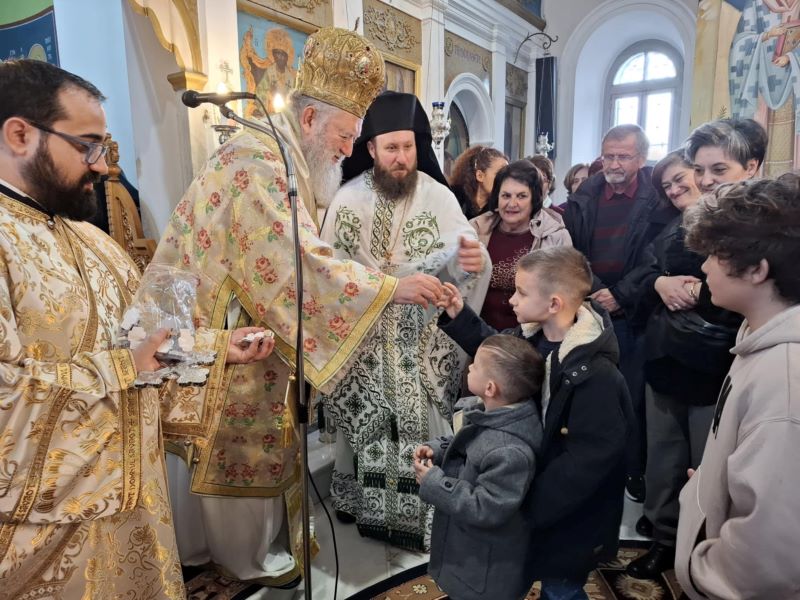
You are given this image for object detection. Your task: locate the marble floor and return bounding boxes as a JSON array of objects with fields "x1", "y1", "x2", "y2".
[{"x1": 242, "y1": 439, "x2": 650, "y2": 600}]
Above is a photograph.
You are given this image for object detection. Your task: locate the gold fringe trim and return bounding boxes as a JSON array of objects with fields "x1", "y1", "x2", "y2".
[{"x1": 272, "y1": 274, "x2": 398, "y2": 393}]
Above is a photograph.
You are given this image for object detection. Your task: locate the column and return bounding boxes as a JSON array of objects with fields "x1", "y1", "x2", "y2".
[
  {"x1": 419, "y1": 0, "x2": 448, "y2": 112},
  {"x1": 524, "y1": 54, "x2": 538, "y2": 158},
  {"x1": 419, "y1": 0, "x2": 447, "y2": 163},
  {"x1": 490, "y1": 26, "x2": 507, "y2": 152},
  {"x1": 195, "y1": 0, "x2": 241, "y2": 165},
  {"x1": 333, "y1": 0, "x2": 363, "y2": 32}
]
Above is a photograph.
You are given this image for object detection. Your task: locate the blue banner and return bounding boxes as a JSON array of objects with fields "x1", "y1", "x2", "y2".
[{"x1": 0, "y1": 7, "x2": 59, "y2": 65}]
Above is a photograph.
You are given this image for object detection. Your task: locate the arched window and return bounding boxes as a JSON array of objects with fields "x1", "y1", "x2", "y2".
[{"x1": 605, "y1": 41, "x2": 683, "y2": 162}]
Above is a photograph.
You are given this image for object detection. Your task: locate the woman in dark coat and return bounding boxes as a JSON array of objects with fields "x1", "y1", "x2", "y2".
[{"x1": 625, "y1": 150, "x2": 742, "y2": 579}]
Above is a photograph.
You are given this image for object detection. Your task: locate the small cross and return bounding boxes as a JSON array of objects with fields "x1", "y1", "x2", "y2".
[{"x1": 219, "y1": 60, "x2": 233, "y2": 85}]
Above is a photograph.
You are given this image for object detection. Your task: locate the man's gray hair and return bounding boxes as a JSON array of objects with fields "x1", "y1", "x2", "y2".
[
  {"x1": 287, "y1": 91, "x2": 339, "y2": 129},
  {"x1": 602, "y1": 123, "x2": 649, "y2": 158},
  {"x1": 684, "y1": 118, "x2": 768, "y2": 168}
]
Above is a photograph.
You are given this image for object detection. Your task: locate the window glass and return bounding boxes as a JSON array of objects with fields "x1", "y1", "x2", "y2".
[
  {"x1": 613, "y1": 96, "x2": 640, "y2": 127},
  {"x1": 613, "y1": 52, "x2": 645, "y2": 84},
  {"x1": 645, "y1": 52, "x2": 677, "y2": 80},
  {"x1": 645, "y1": 91, "x2": 673, "y2": 160},
  {"x1": 606, "y1": 43, "x2": 682, "y2": 163}
]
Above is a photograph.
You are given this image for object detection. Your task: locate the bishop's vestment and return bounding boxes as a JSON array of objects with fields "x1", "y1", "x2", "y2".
[{"x1": 154, "y1": 112, "x2": 397, "y2": 583}]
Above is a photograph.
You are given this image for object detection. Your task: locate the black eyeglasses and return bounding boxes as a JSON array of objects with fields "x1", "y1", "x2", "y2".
[
  {"x1": 28, "y1": 121, "x2": 108, "y2": 165},
  {"x1": 601, "y1": 153, "x2": 639, "y2": 165}
]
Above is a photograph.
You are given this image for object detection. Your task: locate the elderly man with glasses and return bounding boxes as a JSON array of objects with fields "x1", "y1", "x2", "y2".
[{"x1": 564, "y1": 124, "x2": 677, "y2": 507}]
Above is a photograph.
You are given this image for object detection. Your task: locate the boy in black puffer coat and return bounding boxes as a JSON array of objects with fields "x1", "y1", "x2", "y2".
[{"x1": 437, "y1": 246, "x2": 633, "y2": 599}]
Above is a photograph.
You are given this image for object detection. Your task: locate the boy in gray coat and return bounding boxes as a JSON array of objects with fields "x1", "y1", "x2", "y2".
[{"x1": 413, "y1": 334, "x2": 544, "y2": 600}]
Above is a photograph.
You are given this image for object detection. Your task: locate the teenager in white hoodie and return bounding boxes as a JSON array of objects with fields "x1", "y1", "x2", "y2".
[{"x1": 676, "y1": 174, "x2": 800, "y2": 599}]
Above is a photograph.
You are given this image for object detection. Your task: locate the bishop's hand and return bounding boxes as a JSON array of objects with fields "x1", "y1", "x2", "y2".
[{"x1": 393, "y1": 273, "x2": 444, "y2": 309}]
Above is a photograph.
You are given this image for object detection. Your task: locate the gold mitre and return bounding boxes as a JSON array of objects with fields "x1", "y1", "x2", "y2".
[{"x1": 295, "y1": 27, "x2": 385, "y2": 119}]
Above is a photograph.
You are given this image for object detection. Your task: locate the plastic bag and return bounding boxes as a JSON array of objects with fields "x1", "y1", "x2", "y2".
[{"x1": 116, "y1": 265, "x2": 216, "y2": 387}]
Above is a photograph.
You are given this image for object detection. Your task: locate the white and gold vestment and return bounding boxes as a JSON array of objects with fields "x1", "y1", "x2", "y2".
[{"x1": 0, "y1": 190, "x2": 228, "y2": 599}]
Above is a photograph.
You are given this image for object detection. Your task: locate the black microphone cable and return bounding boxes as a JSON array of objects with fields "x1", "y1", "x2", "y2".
[{"x1": 250, "y1": 96, "x2": 342, "y2": 600}]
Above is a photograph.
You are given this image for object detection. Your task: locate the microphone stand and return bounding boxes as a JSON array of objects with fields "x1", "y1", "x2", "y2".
[{"x1": 219, "y1": 103, "x2": 313, "y2": 600}]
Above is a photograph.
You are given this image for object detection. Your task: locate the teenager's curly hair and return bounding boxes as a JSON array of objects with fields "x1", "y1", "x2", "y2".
[{"x1": 684, "y1": 174, "x2": 800, "y2": 303}]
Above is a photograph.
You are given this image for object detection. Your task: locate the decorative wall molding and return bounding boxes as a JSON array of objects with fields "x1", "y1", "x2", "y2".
[
  {"x1": 127, "y1": 0, "x2": 205, "y2": 88},
  {"x1": 363, "y1": 0, "x2": 421, "y2": 64},
  {"x1": 444, "y1": 30, "x2": 492, "y2": 93},
  {"x1": 274, "y1": 0, "x2": 326, "y2": 12},
  {"x1": 240, "y1": 0, "x2": 332, "y2": 28},
  {"x1": 445, "y1": 72, "x2": 495, "y2": 145},
  {"x1": 365, "y1": 8, "x2": 416, "y2": 52},
  {"x1": 404, "y1": 0, "x2": 449, "y2": 12},
  {"x1": 166, "y1": 70, "x2": 208, "y2": 90},
  {"x1": 445, "y1": 0, "x2": 540, "y2": 69}
]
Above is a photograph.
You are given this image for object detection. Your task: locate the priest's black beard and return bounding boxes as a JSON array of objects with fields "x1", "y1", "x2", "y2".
[
  {"x1": 372, "y1": 161, "x2": 418, "y2": 200},
  {"x1": 21, "y1": 140, "x2": 100, "y2": 221}
]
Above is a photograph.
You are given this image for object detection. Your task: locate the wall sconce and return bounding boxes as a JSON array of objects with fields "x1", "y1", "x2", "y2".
[
  {"x1": 430, "y1": 101, "x2": 451, "y2": 148},
  {"x1": 211, "y1": 121, "x2": 239, "y2": 145},
  {"x1": 513, "y1": 31, "x2": 559, "y2": 64}
]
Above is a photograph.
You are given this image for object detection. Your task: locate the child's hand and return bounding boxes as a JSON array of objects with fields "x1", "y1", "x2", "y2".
[
  {"x1": 413, "y1": 457, "x2": 432, "y2": 484},
  {"x1": 227, "y1": 327, "x2": 275, "y2": 364},
  {"x1": 414, "y1": 444, "x2": 434, "y2": 462},
  {"x1": 435, "y1": 282, "x2": 464, "y2": 319}
]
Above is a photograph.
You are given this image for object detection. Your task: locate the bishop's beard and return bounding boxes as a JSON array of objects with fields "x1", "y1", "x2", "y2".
[{"x1": 300, "y1": 134, "x2": 343, "y2": 210}]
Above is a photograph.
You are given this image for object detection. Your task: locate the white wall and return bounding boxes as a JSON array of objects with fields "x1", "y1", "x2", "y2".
[
  {"x1": 54, "y1": 0, "x2": 138, "y2": 184},
  {"x1": 123, "y1": 1, "x2": 192, "y2": 239}
]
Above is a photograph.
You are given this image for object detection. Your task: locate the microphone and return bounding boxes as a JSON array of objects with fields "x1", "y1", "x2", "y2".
[{"x1": 181, "y1": 90, "x2": 257, "y2": 108}]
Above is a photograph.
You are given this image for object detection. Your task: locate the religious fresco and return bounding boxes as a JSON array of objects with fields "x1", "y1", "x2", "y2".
[
  {"x1": 383, "y1": 59, "x2": 417, "y2": 95},
  {"x1": 693, "y1": 0, "x2": 800, "y2": 175},
  {"x1": 0, "y1": 4, "x2": 58, "y2": 64},
  {"x1": 237, "y1": 9, "x2": 310, "y2": 117}
]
